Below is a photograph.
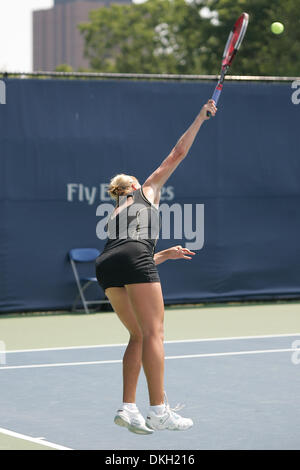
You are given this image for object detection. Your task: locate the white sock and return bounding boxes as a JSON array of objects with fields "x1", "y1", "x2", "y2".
[
  {"x1": 150, "y1": 404, "x2": 165, "y2": 416},
  {"x1": 122, "y1": 402, "x2": 138, "y2": 412}
]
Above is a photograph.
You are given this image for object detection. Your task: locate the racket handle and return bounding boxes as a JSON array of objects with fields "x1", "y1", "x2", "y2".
[{"x1": 207, "y1": 87, "x2": 222, "y2": 117}]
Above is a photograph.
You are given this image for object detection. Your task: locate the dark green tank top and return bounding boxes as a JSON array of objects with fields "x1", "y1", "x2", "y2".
[{"x1": 103, "y1": 187, "x2": 160, "y2": 255}]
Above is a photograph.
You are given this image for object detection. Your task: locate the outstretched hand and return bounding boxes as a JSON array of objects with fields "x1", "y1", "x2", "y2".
[
  {"x1": 199, "y1": 99, "x2": 217, "y2": 120},
  {"x1": 168, "y1": 245, "x2": 196, "y2": 260}
]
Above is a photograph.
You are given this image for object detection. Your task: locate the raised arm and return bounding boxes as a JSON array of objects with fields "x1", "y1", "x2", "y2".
[{"x1": 142, "y1": 99, "x2": 217, "y2": 203}]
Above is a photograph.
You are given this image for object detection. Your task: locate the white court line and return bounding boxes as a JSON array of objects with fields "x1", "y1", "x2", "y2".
[
  {"x1": 165, "y1": 348, "x2": 297, "y2": 361},
  {"x1": 0, "y1": 359, "x2": 122, "y2": 370},
  {"x1": 5, "y1": 333, "x2": 300, "y2": 354},
  {"x1": 0, "y1": 347, "x2": 297, "y2": 371},
  {"x1": 0, "y1": 426, "x2": 72, "y2": 450},
  {"x1": 5, "y1": 343, "x2": 127, "y2": 354}
]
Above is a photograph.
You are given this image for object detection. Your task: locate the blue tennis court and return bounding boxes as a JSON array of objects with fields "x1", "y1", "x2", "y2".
[{"x1": 1, "y1": 333, "x2": 299, "y2": 450}]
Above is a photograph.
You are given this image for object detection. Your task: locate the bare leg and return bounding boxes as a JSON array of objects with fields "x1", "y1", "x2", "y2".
[
  {"x1": 105, "y1": 287, "x2": 143, "y2": 404},
  {"x1": 125, "y1": 282, "x2": 165, "y2": 406}
]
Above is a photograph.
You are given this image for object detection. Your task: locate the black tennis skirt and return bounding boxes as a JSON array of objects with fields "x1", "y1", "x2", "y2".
[{"x1": 95, "y1": 240, "x2": 160, "y2": 291}]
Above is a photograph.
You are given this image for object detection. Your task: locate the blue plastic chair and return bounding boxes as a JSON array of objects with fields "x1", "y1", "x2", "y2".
[{"x1": 69, "y1": 248, "x2": 108, "y2": 314}]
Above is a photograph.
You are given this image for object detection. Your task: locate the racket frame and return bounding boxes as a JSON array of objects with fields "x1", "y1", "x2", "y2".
[{"x1": 207, "y1": 12, "x2": 249, "y2": 116}]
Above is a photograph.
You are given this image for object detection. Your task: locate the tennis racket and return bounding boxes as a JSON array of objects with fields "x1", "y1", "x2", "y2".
[{"x1": 207, "y1": 12, "x2": 249, "y2": 116}]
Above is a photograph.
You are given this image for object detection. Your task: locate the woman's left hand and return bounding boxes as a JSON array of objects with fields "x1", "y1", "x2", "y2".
[{"x1": 168, "y1": 245, "x2": 196, "y2": 260}]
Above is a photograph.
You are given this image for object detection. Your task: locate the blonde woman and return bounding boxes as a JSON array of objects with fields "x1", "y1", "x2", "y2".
[{"x1": 95, "y1": 99, "x2": 217, "y2": 434}]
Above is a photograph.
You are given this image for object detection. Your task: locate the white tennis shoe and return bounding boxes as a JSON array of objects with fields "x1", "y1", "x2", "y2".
[
  {"x1": 146, "y1": 392, "x2": 193, "y2": 431},
  {"x1": 114, "y1": 407, "x2": 154, "y2": 435}
]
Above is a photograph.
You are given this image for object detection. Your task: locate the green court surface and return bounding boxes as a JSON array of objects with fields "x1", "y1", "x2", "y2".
[
  {"x1": 0, "y1": 431, "x2": 56, "y2": 451},
  {"x1": 1, "y1": 301, "x2": 300, "y2": 351},
  {"x1": 0, "y1": 300, "x2": 299, "y2": 450}
]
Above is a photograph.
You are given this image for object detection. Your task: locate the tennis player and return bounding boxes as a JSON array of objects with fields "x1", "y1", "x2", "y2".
[{"x1": 96, "y1": 99, "x2": 217, "y2": 434}]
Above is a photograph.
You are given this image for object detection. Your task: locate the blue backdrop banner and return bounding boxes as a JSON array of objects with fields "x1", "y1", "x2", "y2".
[{"x1": 0, "y1": 78, "x2": 299, "y2": 312}]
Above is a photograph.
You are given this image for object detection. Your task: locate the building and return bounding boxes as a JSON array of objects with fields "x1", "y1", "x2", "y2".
[{"x1": 33, "y1": 0, "x2": 131, "y2": 72}]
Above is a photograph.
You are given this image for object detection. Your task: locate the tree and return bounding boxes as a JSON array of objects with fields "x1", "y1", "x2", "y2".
[
  {"x1": 200, "y1": 0, "x2": 300, "y2": 76},
  {"x1": 78, "y1": 0, "x2": 300, "y2": 76},
  {"x1": 55, "y1": 64, "x2": 74, "y2": 72},
  {"x1": 79, "y1": 0, "x2": 201, "y2": 74}
]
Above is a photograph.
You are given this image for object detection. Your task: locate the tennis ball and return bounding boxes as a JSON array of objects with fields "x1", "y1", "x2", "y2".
[{"x1": 271, "y1": 22, "x2": 284, "y2": 34}]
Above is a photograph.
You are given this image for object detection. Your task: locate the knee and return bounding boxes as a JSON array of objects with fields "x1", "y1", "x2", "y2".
[
  {"x1": 129, "y1": 329, "x2": 143, "y2": 343},
  {"x1": 142, "y1": 325, "x2": 164, "y2": 343}
]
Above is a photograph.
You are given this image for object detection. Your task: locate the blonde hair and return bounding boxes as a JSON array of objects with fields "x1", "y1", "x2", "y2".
[{"x1": 108, "y1": 174, "x2": 138, "y2": 201}]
